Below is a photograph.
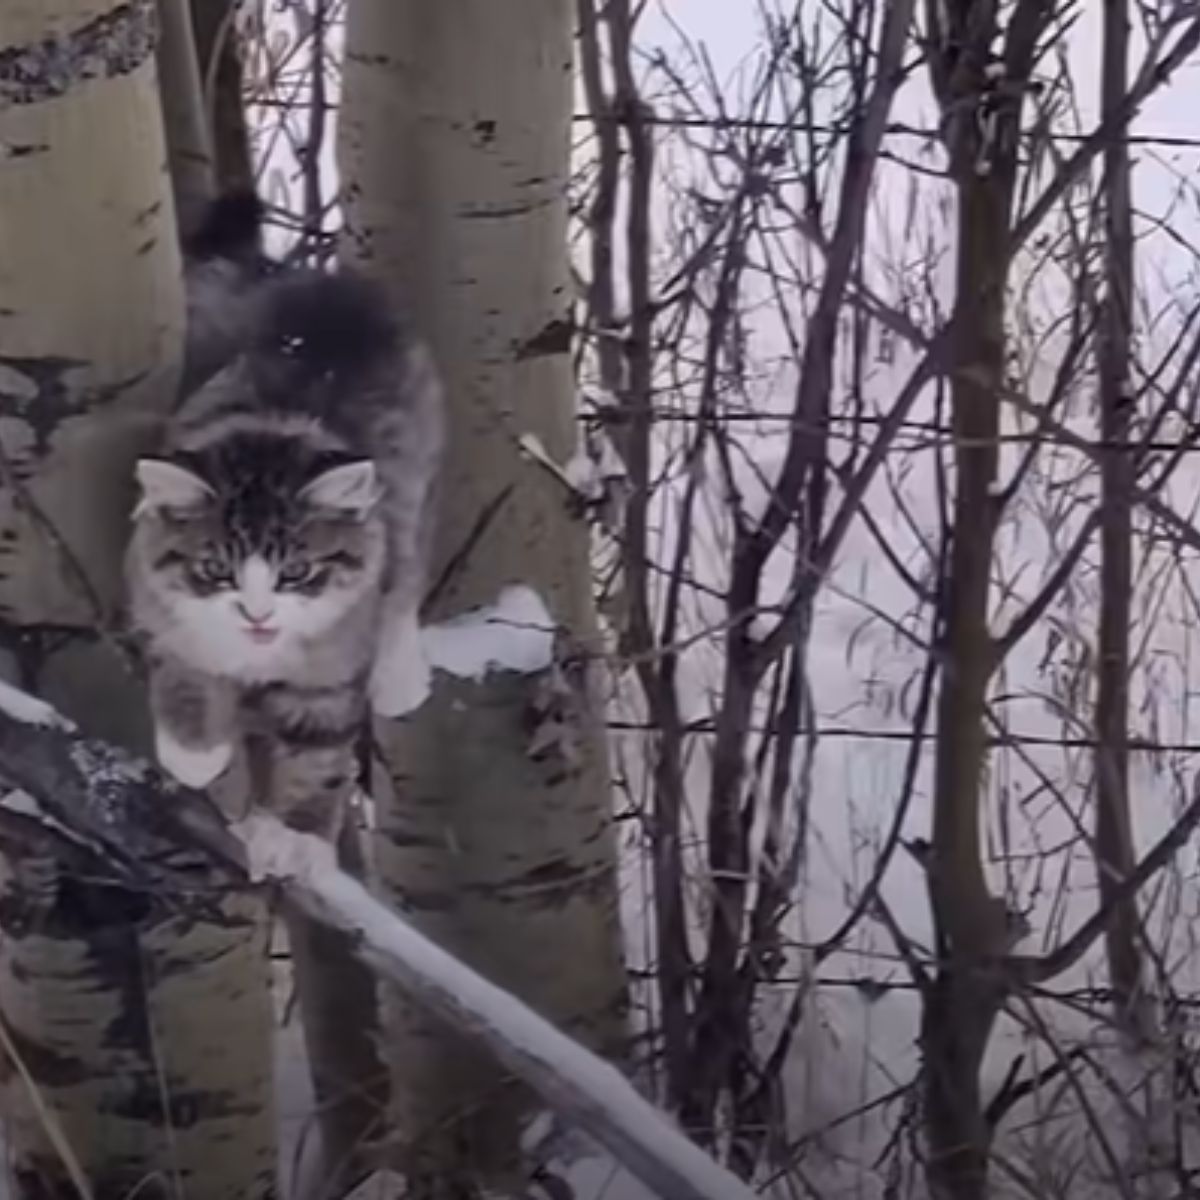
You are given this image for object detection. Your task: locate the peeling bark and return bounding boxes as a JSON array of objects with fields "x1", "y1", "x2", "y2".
[{"x1": 0, "y1": 1, "x2": 156, "y2": 107}]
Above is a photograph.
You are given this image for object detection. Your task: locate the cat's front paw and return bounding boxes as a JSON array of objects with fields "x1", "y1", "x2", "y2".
[
  {"x1": 232, "y1": 811, "x2": 337, "y2": 884},
  {"x1": 155, "y1": 726, "x2": 234, "y2": 789},
  {"x1": 369, "y1": 617, "x2": 432, "y2": 718}
]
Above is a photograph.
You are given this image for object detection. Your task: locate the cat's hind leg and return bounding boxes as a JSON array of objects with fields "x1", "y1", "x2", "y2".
[{"x1": 242, "y1": 677, "x2": 366, "y2": 843}]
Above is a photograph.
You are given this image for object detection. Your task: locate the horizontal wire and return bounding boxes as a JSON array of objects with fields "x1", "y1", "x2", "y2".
[
  {"x1": 574, "y1": 112, "x2": 1200, "y2": 152},
  {"x1": 575, "y1": 406, "x2": 1200, "y2": 453},
  {"x1": 604, "y1": 719, "x2": 1200, "y2": 753},
  {"x1": 247, "y1": 93, "x2": 1200, "y2": 153}
]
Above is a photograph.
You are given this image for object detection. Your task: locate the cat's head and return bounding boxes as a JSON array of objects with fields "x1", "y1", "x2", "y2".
[{"x1": 128, "y1": 442, "x2": 386, "y2": 675}]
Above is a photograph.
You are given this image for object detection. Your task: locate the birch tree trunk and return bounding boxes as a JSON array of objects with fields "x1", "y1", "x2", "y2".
[
  {"x1": 0, "y1": 4, "x2": 275, "y2": 1196},
  {"x1": 340, "y1": 2, "x2": 628, "y2": 1191}
]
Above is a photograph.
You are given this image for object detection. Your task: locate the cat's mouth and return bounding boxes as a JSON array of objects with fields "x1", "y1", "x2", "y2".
[{"x1": 243, "y1": 625, "x2": 280, "y2": 644}]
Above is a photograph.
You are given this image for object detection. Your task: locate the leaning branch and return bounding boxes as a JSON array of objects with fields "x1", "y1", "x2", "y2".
[
  {"x1": 0, "y1": 685, "x2": 753, "y2": 1200},
  {"x1": 1008, "y1": 775, "x2": 1200, "y2": 985}
]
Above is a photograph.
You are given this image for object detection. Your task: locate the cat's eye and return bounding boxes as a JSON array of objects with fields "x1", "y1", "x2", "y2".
[
  {"x1": 278, "y1": 560, "x2": 317, "y2": 587},
  {"x1": 190, "y1": 557, "x2": 234, "y2": 588}
]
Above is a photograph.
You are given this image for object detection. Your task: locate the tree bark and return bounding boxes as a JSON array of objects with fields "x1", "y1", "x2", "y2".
[
  {"x1": 0, "y1": 688, "x2": 753, "y2": 1200},
  {"x1": 1095, "y1": 0, "x2": 1144, "y2": 1031},
  {"x1": 156, "y1": 0, "x2": 215, "y2": 229},
  {"x1": 280, "y1": 813, "x2": 388, "y2": 1194},
  {"x1": 189, "y1": 0, "x2": 255, "y2": 196},
  {"x1": 922, "y1": 4, "x2": 1053, "y2": 1196},
  {"x1": 340, "y1": 1, "x2": 628, "y2": 1192},
  {"x1": 0, "y1": 4, "x2": 275, "y2": 1196}
]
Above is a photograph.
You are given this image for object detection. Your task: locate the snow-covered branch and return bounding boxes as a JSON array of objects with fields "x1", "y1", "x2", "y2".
[{"x1": 0, "y1": 682, "x2": 754, "y2": 1200}]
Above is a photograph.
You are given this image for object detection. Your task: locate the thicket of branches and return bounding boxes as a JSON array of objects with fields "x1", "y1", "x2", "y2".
[
  {"x1": 184, "y1": 0, "x2": 1200, "y2": 1194},
  {"x1": 571, "y1": 1, "x2": 1200, "y2": 1197},
  {"x1": 9, "y1": 1, "x2": 1200, "y2": 1198}
]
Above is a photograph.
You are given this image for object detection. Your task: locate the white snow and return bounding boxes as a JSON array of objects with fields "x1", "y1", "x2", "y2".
[
  {"x1": 0, "y1": 788, "x2": 88, "y2": 848},
  {"x1": 517, "y1": 432, "x2": 564, "y2": 482},
  {"x1": 423, "y1": 585, "x2": 556, "y2": 681},
  {"x1": 370, "y1": 588, "x2": 554, "y2": 718},
  {"x1": 519, "y1": 429, "x2": 626, "y2": 508},
  {"x1": 563, "y1": 450, "x2": 601, "y2": 498},
  {"x1": 0, "y1": 679, "x2": 74, "y2": 731},
  {"x1": 565, "y1": 428, "x2": 626, "y2": 499},
  {"x1": 0, "y1": 789, "x2": 43, "y2": 819}
]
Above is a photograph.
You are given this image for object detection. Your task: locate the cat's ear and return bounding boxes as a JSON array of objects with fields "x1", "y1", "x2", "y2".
[
  {"x1": 133, "y1": 459, "x2": 215, "y2": 518},
  {"x1": 298, "y1": 461, "x2": 381, "y2": 517}
]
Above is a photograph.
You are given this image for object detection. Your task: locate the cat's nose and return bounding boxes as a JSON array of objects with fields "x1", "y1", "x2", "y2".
[{"x1": 236, "y1": 601, "x2": 275, "y2": 626}]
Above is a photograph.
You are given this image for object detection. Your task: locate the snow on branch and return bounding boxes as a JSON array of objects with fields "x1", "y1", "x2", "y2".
[{"x1": 0, "y1": 683, "x2": 755, "y2": 1200}]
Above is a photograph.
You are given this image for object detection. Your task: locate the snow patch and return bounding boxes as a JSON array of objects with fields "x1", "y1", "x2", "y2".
[
  {"x1": 0, "y1": 788, "x2": 83, "y2": 845},
  {"x1": 424, "y1": 585, "x2": 555, "y2": 681},
  {"x1": 0, "y1": 790, "x2": 42, "y2": 819},
  {"x1": 566, "y1": 429, "x2": 626, "y2": 501},
  {"x1": 0, "y1": 679, "x2": 73, "y2": 731},
  {"x1": 517, "y1": 432, "x2": 563, "y2": 480},
  {"x1": 519, "y1": 429, "x2": 627, "y2": 509}
]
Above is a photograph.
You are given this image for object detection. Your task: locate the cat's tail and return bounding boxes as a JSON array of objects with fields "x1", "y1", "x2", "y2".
[
  {"x1": 184, "y1": 191, "x2": 399, "y2": 384},
  {"x1": 183, "y1": 189, "x2": 265, "y2": 263},
  {"x1": 251, "y1": 269, "x2": 399, "y2": 380},
  {"x1": 182, "y1": 192, "x2": 275, "y2": 394}
]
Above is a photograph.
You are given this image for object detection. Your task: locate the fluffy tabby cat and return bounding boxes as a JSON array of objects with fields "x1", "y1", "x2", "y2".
[{"x1": 125, "y1": 196, "x2": 443, "y2": 828}]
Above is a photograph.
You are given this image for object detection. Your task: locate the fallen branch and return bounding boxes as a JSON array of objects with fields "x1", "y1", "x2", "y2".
[{"x1": 0, "y1": 682, "x2": 754, "y2": 1200}]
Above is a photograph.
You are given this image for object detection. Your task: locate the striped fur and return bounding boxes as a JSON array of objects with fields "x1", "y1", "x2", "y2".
[{"x1": 126, "y1": 212, "x2": 443, "y2": 837}]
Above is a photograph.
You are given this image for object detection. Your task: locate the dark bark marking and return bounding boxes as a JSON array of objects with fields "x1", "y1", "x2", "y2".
[
  {"x1": 468, "y1": 858, "x2": 617, "y2": 911},
  {"x1": 107, "y1": 1076, "x2": 265, "y2": 1127},
  {"x1": 458, "y1": 197, "x2": 554, "y2": 221},
  {"x1": 391, "y1": 886, "x2": 456, "y2": 914},
  {"x1": 132, "y1": 198, "x2": 163, "y2": 228},
  {"x1": 515, "y1": 316, "x2": 573, "y2": 361},
  {"x1": 0, "y1": 355, "x2": 146, "y2": 456},
  {"x1": 0, "y1": 1021, "x2": 91, "y2": 1087},
  {"x1": 382, "y1": 827, "x2": 441, "y2": 850},
  {"x1": 0, "y1": 0, "x2": 157, "y2": 108},
  {"x1": 2, "y1": 142, "x2": 49, "y2": 159}
]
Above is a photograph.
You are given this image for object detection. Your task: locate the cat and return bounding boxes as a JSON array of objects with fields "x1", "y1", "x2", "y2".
[
  {"x1": 180, "y1": 190, "x2": 281, "y2": 395},
  {"x1": 125, "y1": 195, "x2": 444, "y2": 834}
]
